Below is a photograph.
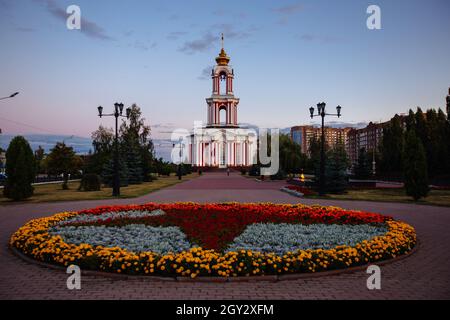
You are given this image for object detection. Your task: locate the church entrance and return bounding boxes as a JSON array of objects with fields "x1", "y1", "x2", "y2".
[{"x1": 219, "y1": 142, "x2": 227, "y2": 168}]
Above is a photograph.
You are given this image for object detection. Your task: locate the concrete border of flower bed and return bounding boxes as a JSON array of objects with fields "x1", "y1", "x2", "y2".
[
  {"x1": 9, "y1": 240, "x2": 419, "y2": 283},
  {"x1": 280, "y1": 187, "x2": 304, "y2": 197}
]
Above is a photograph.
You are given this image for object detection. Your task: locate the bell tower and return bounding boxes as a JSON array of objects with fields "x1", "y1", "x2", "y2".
[{"x1": 206, "y1": 34, "x2": 240, "y2": 128}]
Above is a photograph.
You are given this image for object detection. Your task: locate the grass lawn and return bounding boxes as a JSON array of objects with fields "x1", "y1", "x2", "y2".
[
  {"x1": 310, "y1": 188, "x2": 450, "y2": 207},
  {"x1": 0, "y1": 173, "x2": 197, "y2": 204}
]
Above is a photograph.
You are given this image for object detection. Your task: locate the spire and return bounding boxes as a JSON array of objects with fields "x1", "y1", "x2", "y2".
[{"x1": 216, "y1": 33, "x2": 230, "y2": 66}]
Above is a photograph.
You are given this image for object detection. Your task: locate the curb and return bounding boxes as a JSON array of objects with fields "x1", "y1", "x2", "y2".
[
  {"x1": 9, "y1": 241, "x2": 418, "y2": 283},
  {"x1": 280, "y1": 187, "x2": 304, "y2": 198}
]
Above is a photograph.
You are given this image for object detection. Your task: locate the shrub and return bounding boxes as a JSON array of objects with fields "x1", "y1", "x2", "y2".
[
  {"x1": 78, "y1": 174, "x2": 101, "y2": 191},
  {"x1": 159, "y1": 164, "x2": 172, "y2": 176},
  {"x1": 3, "y1": 136, "x2": 36, "y2": 201},
  {"x1": 270, "y1": 169, "x2": 286, "y2": 180},
  {"x1": 249, "y1": 164, "x2": 260, "y2": 176},
  {"x1": 182, "y1": 164, "x2": 192, "y2": 175}
]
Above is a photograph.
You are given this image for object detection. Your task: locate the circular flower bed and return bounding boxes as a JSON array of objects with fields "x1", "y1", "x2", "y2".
[{"x1": 10, "y1": 203, "x2": 416, "y2": 278}]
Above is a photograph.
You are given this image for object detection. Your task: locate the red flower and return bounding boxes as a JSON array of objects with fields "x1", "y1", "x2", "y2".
[{"x1": 71, "y1": 203, "x2": 391, "y2": 251}]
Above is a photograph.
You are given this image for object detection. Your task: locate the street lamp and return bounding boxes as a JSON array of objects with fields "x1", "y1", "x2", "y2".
[
  {"x1": 173, "y1": 137, "x2": 184, "y2": 180},
  {"x1": 0, "y1": 92, "x2": 19, "y2": 101},
  {"x1": 97, "y1": 103, "x2": 131, "y2": 197},
  {"x1": 309, "y1": 102, "x2": 342, "y2": 196}
]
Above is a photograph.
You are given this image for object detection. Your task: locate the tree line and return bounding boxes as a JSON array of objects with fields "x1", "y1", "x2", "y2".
[
  {"x1": 2, "y1": 104, "x2": 183, "y2": 201},
  {"x1": 252, "y1": 106, "x2": 449, "y2": 200}
]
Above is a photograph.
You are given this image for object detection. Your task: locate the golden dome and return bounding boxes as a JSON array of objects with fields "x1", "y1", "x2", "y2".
[
  {"x1": 215, "y1": 33, "x2": 230, "y2": 66},
  {"x1": 215, "y1": 48, "x2": 230, "y2": 66}
]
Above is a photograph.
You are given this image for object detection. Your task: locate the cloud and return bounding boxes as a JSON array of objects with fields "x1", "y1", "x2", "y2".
[
  {"x1": 273, "y1": 3, "x2": 304, "y2": 15},
  {"x1": 178, "y1": 24, "x2": 255, "y2": 55},
  {"x1": 211, "y1": 23, "x2": 253, "y2": 41},
  {"x1": 131, "y1": 40, "x2": 156, "y2": 51},
  {"x1": 0, "y1": 0, "x2": 11, "y2": 9},
  {"x1": 167, "y1": 31, "x2": 188, "y2": 41},
  {"x1": 36, "y1": 0, "x2": 113, "y2": 41},
  {"x1": 198, "y1": 65, "x2": 214, "y2": 80},
  {"x1": 297, "y1": 33, "x2": 343, "y2": 44},
  {"x1": 212, "y1": 9, "x2": 247, "y2": 19},
  {"x1": 168, "y1": 14, "x2": 180, "y2": 21},
  {"x1": 153, "y1": 123, "x2": 176, "y2": 129},
  {"x1": 179, "y1": 32, "x2": 217, "y2": 54},
  {"x1": 133, "y1": 40, "x2": 148, "y2": 51},
  {"x1": 272, "y1": 2, "x2": 304, "y2": 24},
  {"x1": 15, "y1": 27, "x2": 35, "y2": 32},
  {"x1": 124, "y1": 30, "x2": 134, "y2": 37}
]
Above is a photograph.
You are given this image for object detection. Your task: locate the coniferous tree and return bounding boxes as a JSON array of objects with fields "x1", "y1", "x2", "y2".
[
  {"x1": 120, "y1": 104, "x2": 154, "y2": 182},
  {"x1": 123, "y1": 141, "x2": 143, "y2": 184},
  {"x1": 403, "y1": 129, "x2": 429, "y2": 201},
  {"x1": 308, "y1": 136, "x2": 329, "y2": 183},
  {"x1": 379, "y1": 114, "x2": 404, "y2": 177},
  {"x1": 324, "y1": 144, "x2": 349, "y2": 194},
  {"x1": 3, "y1": 136, "x2": 36, "y2": 200},
  {"x1": 354, "y1": 147, "x2": 371, "y2": 179},
  {"x1": 405, "y1": 109, "x2": 416, "y2": 131},
  {"x1": 102, "y1": 154, "x2": 129, "y2": 187},
  {"x1": 437, "y1": 109, "x2": 450, "y2": 175}
]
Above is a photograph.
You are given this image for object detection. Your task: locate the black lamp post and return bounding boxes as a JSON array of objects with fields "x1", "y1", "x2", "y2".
[
  {"x1": 97, "y1": 103, "x2": 131, "y2": 197},
  {"x1": 0, "y1": 92, "x2": 19, "y2": 101},
  {"x1": 173, "y1": 138, "x2": 184, "y2": 180},
  {"x1": 309, "y1": 102, "x2": 342, "y2": 196}
]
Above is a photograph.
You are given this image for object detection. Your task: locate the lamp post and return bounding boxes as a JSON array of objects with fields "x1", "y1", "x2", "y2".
[
  {"x1": 0, "y1": 92, "x2": 19, "y2": 101},
  {"x1": 173, "y1": 138, "x2": 184, "y2": 180},
  {"x1": 97, "y1": 103, "x2": 131, "y2": 197},
  {"x1": 309, "y1": 102, "x2": 342, "y2": 196}
]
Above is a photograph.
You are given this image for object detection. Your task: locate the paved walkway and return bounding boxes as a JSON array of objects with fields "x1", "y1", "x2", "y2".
[{"x1": 1, "y1": 172, "x2": 449, "y2": 299}]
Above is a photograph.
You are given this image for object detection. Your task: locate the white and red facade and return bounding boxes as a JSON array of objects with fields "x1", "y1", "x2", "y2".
[{"x1": 188, "y1": 45, "x2": 256, "y2": 168}]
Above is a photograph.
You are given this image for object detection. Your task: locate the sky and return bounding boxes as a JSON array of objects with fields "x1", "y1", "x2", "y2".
[{"x1": 0, "y1": 0, "x2": 449, "y2": 139}]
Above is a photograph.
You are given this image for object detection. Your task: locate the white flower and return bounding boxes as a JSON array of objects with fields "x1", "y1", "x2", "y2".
[
  {"x1": 226, "y1": 223, "x2": 387, "y2": 255},
  {"x1": 50, "y1": 223, "x2": 193, "y2": 254}
]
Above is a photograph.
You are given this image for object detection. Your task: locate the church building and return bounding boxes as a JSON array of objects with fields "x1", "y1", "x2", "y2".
[{"x1": 187, "y1": 36, "x2": 256, "y2": 168}]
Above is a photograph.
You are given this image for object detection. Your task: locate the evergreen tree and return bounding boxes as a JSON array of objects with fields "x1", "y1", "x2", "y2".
[
  {"x1": 120, "y1": 104, "x2": 154, "y2": 182},
  {"x1": 379, "y1": 114, "x2": 404, "y2": 177},
  {"x1": 308, "y1": 136, "x2": 329, "y2": 182},
  {"x1": 437, "y1": 109, "x2": 450, "y2": 175},
  {"x1": 324, "y1": 144, "x2": 349, "y2": 194},
  {"x1": 403, "y1": 130, "x2": 429, "y2": 201},
  {"x1": 122, "y1": 141, "x2": 143, "y2": 184},
  {"x1": 405, "y1": 109, "x2": 416, "y2": 131},
  {"x1": 102, "y1": 154, "x2": 129, "y2": 187},
  {"x1": 354, "y1": 147, "x2": 372, "y2": 179},
  {"x1": 425, "y1": 109, "x2": 440, "y2": 177},
  {"x1": 3, "y1": 136, "x2": 36, "y2": 200}
]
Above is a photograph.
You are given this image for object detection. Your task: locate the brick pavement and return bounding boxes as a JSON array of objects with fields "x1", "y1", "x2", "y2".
[{"x1": 1, "y1": 172, "x2": 449, "y2": 299}]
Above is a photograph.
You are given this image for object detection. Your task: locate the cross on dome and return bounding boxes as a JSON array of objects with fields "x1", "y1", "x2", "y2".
[{"x1": 215, "y1": 33, "x2": 230, "y2": 66}]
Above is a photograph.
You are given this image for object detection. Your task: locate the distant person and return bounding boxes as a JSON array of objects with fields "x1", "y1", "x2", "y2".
[{"x1": 227, "y1": 168, "x2": 230, "y2": 176}]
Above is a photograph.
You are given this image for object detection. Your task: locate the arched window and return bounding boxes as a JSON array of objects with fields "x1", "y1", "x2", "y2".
[
  {"x1": 219, "y1": 106, "x2": 227, "y2": 125},
  {"x1": 219, "y1": 71, "x2": 227, "y2": 95}
]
